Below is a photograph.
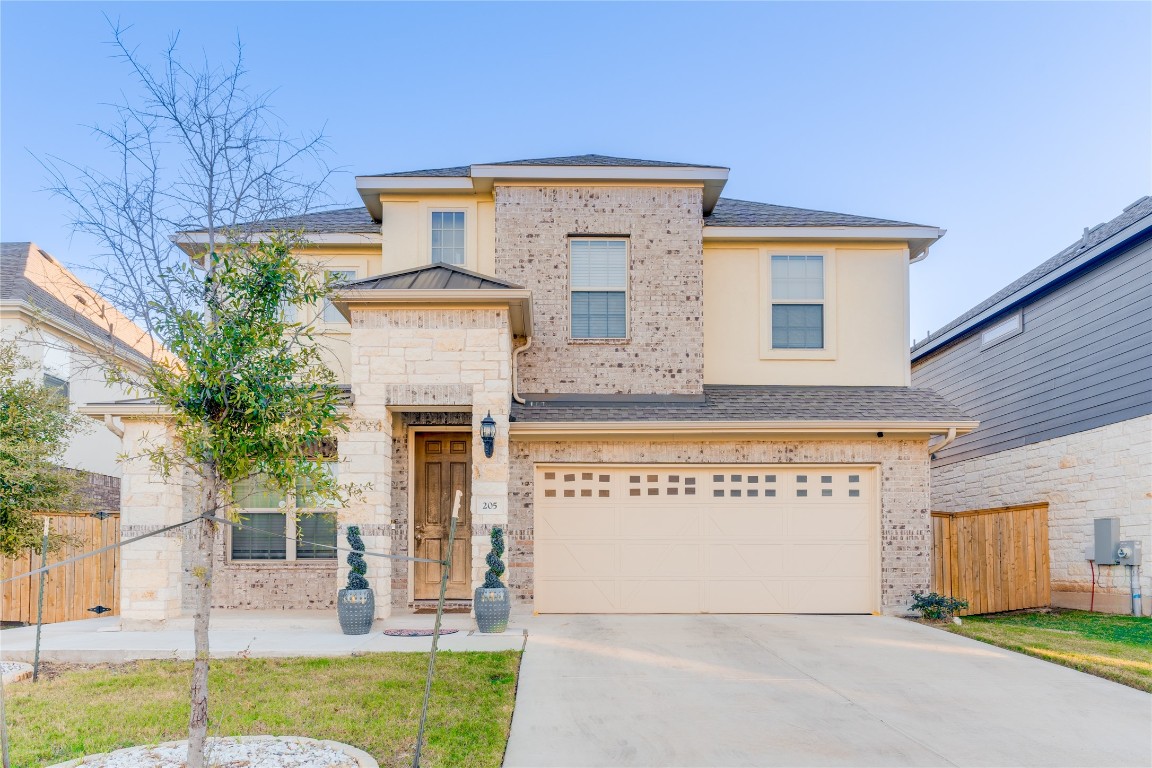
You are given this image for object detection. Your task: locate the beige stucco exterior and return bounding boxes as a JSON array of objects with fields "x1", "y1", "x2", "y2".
[{"x1": 703, "y1": 242, "x2": 911, "y2": 386}]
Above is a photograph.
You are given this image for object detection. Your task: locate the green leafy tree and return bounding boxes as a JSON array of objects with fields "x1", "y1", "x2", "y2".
[
  {"x1": 45, "y1": 24, "x2": 342, "y2": 768},
  {"x1": 136, "y1": 236, "x2": 352, "y2": 763},
  {"x1": 0, "y1": 340, "x2": 87, "y2": 557}
]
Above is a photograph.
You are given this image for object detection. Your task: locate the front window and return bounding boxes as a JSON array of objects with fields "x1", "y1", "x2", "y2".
[
  {"x1": 570, "y1": 239, "x2": 628, "y2": 339},
  {"x1": 322, "y1": 269, "x2": 357, "y2": 324},
  {"x1": 771, "y1": 255, "x2": 824, "y2": 349},
  {"x1": 230, "y1": 460, "x2": 339, "y2": 562},
  {"x1": 431, "y1": 211, "x2": 466, "y2": 265}
]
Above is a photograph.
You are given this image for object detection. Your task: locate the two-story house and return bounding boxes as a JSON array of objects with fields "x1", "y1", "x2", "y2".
[
  {"x1": 1, "y1": 241, "x2": 157, "y2": 509},
  {"x1": 912, "y1": 197, "x2": 1151, "y2": 615},
  {"x1": 86, "y1": 155, "x2": 975, "y2": 627}
]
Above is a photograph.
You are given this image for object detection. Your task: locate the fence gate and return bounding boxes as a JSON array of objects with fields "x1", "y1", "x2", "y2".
[
  {"x1": 1, "y1": 511, "x2": 120, "y2": 624},
  {"x1": 931, "y1": 503, "x2": 1050, "y2": 615}
]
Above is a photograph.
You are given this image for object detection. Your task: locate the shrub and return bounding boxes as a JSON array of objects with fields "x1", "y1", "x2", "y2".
[
  {"x1": 483, "y1": 527, "x2": 506, "y2": 589},
  {"x1": 912, "y1": 591, "x2": 969, "y2": 621},
  {"x1": 345, "y1": 525, "x2": 369, "y2": 590}
]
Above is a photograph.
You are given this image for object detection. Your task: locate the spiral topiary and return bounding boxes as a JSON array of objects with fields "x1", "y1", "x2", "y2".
[
  {"x1": 345, "y1": 525, "x2": 369, "y2": 590},
  {"x1": 483, "y1": 527, "x2": 506, "y2": 589}
]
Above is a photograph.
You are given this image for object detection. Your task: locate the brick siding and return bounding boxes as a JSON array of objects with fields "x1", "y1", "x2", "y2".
[{"x1": 494, "y1": 185, "x2": 704, "y2": 395}]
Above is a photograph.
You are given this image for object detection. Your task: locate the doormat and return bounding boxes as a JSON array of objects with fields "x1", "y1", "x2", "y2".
[
  {"x1": 382, "y1": 628, "x2": 460, "y2": 637},
  {"x1": 413, "y1": 606, "x2": 472, "y2": 614}
]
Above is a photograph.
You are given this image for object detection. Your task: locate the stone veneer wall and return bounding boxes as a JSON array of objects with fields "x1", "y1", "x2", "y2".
[
  {"x1": 932, "y1": 415, "x2": 1151, "y2": 614},
  {"x1": 342, "y1": 307, "x2": 512, "y2": 618},
  {"x1": 118, "y1": 420, "x2": 186, "y2": 627},
  {"x1": 507, "y1": 437, "x2": 932, "y2": 614},
  {"x1": 494, "y1": 185, "x2": 705, "y2": 395}
]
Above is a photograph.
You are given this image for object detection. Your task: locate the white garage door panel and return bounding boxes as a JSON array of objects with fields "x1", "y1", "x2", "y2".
[
  {"x1": 705, "y1": 544, "x2": 789, "y2": 578},
  {"x1": 535, "y1": 465, "x2": 877, "y2": 614}
]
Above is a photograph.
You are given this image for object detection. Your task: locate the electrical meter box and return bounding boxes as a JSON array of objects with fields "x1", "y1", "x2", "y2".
[
  {"x1": 1117, "y1": 541, "x2": 1143, "y2": 566},
  {"x1": 1094, "y1": 518, "x2": 1121, "y2": 565}
]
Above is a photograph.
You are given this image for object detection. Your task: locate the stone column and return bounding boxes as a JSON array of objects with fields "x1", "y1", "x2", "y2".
[
  {"x1": 118, "y1": 418, "x2": 186, "y2": 629},
  {"x1": 469, "y1": 326, "x2": 512, "y2": 593},
  {"x1": 340, "y1": 406, "x2": 393, "y2": 620}
]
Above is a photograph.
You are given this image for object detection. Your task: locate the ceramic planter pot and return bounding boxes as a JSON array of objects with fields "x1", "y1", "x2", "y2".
[
  {"x1": 338, "y1": 588, "x2": 375, "y2": 635},
  {"x1": 474, "y1": 587, "x2": 511, "y2": 633}
]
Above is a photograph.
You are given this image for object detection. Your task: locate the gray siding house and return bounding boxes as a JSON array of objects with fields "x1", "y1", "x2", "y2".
[{"x1": 912, "y1": 197, "x2": 1152, "y2": 614}]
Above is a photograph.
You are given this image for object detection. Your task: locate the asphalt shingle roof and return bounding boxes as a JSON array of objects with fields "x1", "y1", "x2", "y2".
[
  {"x1": 913, "y1": 195, "x2": 1152, "y2": 354},
  {"x1": 371, "y1": 154, "x2": 725, "y2": 177},
  {"x1": 235, "y1": 207, "x2": 381, "y2": 233},
  {"x1": 343, "y1": 263, "x2": 523, "y2": 291},
  {"x1": 511, "y1": 385, "x2": 974, "y2": 423},
  {"x1": 0, "y1": 242, "x2": 156, "y2": 366},
  {"x1": 705, "y1": 198, "x2": 922, "y2": 228}
]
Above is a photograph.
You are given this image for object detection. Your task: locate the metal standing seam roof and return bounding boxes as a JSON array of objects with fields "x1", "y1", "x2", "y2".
[
  {"x1": 912, "y1": 195, "x2": 1152, "y2": 357},
  {"x1": 511, "y1": 385, "x2": 975, "y2": 424},
  {"x1": 341, "y1": 263, "x2": 525, "y2": 291}
]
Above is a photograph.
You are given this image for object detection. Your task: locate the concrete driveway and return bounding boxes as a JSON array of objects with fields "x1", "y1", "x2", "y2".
[{"x1": 503, "y1": 615, "x2": 1151, "y2": 767}]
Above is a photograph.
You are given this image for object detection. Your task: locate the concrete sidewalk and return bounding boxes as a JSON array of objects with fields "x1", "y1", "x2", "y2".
[
  {"x1": 0, "y1": 611, "x2": 525, "y2": 662},
  {"x1": 505, "y1": 614, "x2": 1152, "y2": 768}
]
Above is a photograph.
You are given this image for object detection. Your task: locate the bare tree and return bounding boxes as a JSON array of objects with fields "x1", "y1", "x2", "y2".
[{"x1": 43, "y1": 22, "x2": 340, "y2": 768}]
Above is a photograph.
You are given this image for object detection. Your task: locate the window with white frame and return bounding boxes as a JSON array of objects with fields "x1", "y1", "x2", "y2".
[
  {"x1": 570, "y1": 239, "x2": 628, "y2": 339},
  {"x1": 980, "y1": 311, "x2": 1022, "y2": 348},
  {"x1": 230, "y1": 460, "x2": 339, "y2": 562},
  {"x1": 770, "y1": 255, "x2": 825, "y2": 349},
  {"x1": 431, "y1": 211, "x2": 466, "y2": 265},
  {"x1": 42, "y1": 337, "x2": 71, "y2": 398},
  {"x1": 321, "y1": 269, "x2": 357, "y2": 324}
]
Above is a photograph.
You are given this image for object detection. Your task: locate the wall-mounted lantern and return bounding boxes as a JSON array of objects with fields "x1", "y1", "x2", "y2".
[{"x1": 480, "y1": 411, "x2": 497, "y2": 458}]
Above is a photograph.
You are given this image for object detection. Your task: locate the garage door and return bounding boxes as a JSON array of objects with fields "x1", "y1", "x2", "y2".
[{"x1": 534, "y1": 465, "x2": 877, "y2": 614}]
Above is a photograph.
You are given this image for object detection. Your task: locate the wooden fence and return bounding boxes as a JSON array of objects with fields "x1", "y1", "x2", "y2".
[
  {"x1": 931, "y1": 503, "x2": 1050, "y2": 615},
  {"x1": 1, "y1": 511, "x2": 120, "y2": 625}
]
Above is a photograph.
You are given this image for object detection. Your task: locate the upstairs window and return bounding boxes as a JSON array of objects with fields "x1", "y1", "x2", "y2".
[
  {"x1": 570, "y1": 239, "x2": 628, "y2": 339},
  {"x1": 771, "y1": 255, "x2": 824, "y2": 349},
  {"x1": 321, "y1": 269, "x2": 357, "y2": 324},
  {"x1": 42, "y1": 341, "x2": 71, "y2": 398},
  {"x1": 431, "y1": 211, "x2": 466, "y2": 265}
]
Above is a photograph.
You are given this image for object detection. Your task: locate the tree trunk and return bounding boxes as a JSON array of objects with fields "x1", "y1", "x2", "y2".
[{"x1": 187, "y1": 474, "x2": 219, "y2": 768}]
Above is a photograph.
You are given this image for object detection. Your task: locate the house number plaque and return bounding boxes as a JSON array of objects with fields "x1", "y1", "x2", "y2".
[{"x1": 474, "y1": 496, "x2": 504, "y2": 516}]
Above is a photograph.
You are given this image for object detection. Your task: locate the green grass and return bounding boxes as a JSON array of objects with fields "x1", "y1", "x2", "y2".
[
  {"x1": 944, "y1": 609, "x2": 1152, "y2": 692},
  {"x1": 6, "y1": 652, "x2": 521, "y2": 767}
]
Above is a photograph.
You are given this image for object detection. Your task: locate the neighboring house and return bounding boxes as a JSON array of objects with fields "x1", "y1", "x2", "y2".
[
  {"x1": 84, "y1": 154, "x2": 976, "y2": 626},
  {"x1": 912, "y1": 197, "x2": 1152, "y2": 614},
  {"x1": 0, "y1": 241, "x2": 158, "y2": 508}
]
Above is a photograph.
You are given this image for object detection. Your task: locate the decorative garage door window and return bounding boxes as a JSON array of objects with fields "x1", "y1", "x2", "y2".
[{"x1": 537, "y1": 467, "x2": 868, "y2": 502}]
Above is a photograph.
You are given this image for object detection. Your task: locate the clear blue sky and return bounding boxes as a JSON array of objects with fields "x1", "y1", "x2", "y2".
[{"x1": 2, "y1": 1, "x2": 1149, "y2": 340}]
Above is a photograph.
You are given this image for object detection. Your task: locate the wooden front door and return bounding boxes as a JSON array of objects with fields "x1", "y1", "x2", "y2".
[{"x1": 413, "y1": 432, "x2": 472, "y2": 600}]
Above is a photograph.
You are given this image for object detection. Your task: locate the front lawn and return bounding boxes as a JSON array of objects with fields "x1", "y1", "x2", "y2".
[
  {"x1": 6, "y1": 652, "x2": 521, "y2": 767},
  {"x1": 945, "y1": 609, "x2": 1152, "y2": 692}
]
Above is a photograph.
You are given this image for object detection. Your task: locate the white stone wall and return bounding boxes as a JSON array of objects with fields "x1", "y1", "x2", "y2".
[
  {"x1": 932, "y1": 415, "x2": 1152, "y2": 614},
  {"x1": 118, "y1": 419, "x2": 186, "y2": 627},
  {"x1": 344, "y1": 307, "x2": 513, "y2": 616}
]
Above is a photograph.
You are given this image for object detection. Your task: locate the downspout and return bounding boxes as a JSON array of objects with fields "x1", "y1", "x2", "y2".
[
  {"x1": 103, "y1": 414, "x2": 124, "y2": 439},
  {"x1": 512, "y1": 336, "x2": 533, "y2": 405},
  {"x1": 928, "y1": 427, "x2": 957, "y2": 455}
]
